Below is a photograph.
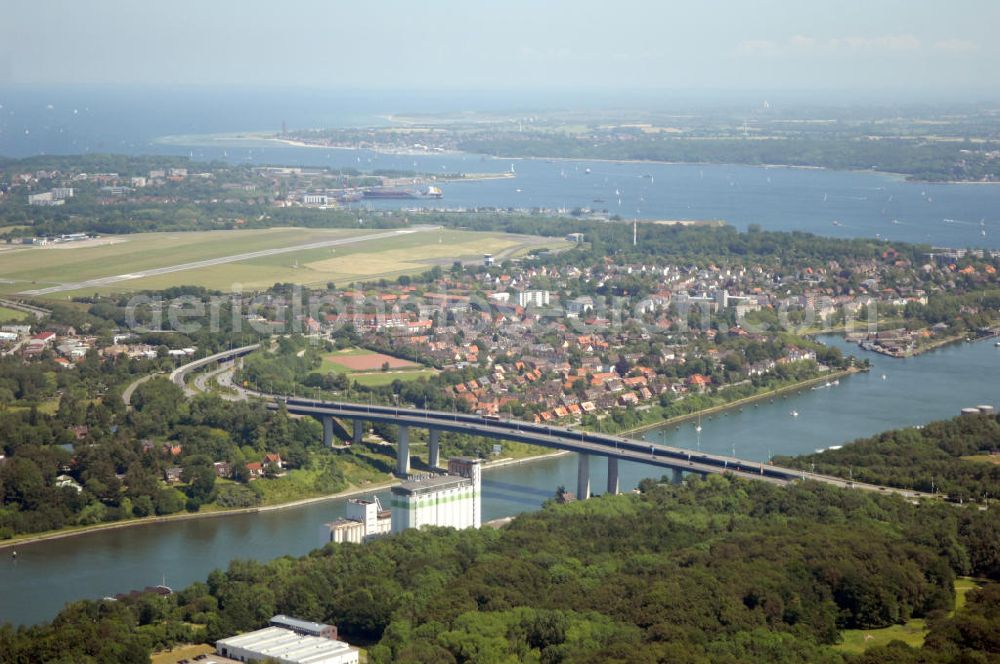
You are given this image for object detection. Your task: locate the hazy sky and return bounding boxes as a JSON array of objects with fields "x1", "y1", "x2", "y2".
[{"x1": 2, "y1": 0, "x2": 998, "y2": 96}]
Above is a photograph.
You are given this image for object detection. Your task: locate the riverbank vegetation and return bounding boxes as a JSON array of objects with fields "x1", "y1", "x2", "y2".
[
  {"x1": 2, "y1": 473, "x2": 999, "y2": 663},
  {"x1": 775, "y1": 412, "x2": 1000, "y2": 505}
]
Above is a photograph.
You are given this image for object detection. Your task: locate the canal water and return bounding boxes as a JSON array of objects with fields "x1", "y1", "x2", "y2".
[{"x1": 2, "y1": 335, "x2": 997, "y2": 626}]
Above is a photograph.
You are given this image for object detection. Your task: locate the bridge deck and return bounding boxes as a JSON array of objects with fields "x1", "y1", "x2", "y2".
[
  {"x1": 169, "y1": 347, "x2": 928, "y2": 500},
  {"x1": 277, "y1": 397, "x2": 928, "y2": 499}
]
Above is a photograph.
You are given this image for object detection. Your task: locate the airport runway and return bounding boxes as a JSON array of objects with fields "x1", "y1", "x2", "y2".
[{"x1": 17, "y1": 226, "x2": 437, "y2": 296}]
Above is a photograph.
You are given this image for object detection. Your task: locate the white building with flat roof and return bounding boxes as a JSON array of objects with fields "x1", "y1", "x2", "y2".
[
  {"x1": 319, "y1": 496, "x2": 391, "y2": 546},
  {"x1": 215, "y1": 626, "x2": 358, "y2": 664},
  {"x1": 518, "y1": 290, "x2": 550, "y2": 308},
  {"x1": 28, "y1": 192, "x2": 63, "y2": 206},
  {"x1": 345, "y1": 495, "x2": 391, "y2": 540},
  {"x1": 269, "y1": 615, "x2": 338, "y2": 640},
  {"x1": 391, "y1": 458, "x2": 482, "y2": 533}
]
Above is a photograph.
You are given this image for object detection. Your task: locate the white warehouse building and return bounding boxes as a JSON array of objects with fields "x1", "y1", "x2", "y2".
[{"x1": 215, "y1": 626, "x2": 358, "y2": 664}]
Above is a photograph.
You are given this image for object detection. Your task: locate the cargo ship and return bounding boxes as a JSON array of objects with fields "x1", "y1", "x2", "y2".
[{"x1": 362, "y1": 185, "x2": 442, "y2": 200}]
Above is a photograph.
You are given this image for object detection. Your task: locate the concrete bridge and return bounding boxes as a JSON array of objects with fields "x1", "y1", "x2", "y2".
[
  {"x1": 167, "y1": 347, "x2": 929, "y2": 502},
  {"x1": 169, "y1": 343, "x2": 261, "y2": 396},
  {"x1": 276, "y1": 397, "x2": 929, "y2": 502}
]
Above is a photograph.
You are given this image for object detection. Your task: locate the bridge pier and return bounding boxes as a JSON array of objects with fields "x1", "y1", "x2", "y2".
[
  {"x1": 607, "y1": 457, "x2": 619, "y2": 495},
  {"x1": 352, "y1": 419, "x2": 363, "y2": 445},
  {"x1": 322, "y1": 416, "x2": 334, "y2": 447},
  {"x1": 671, "y1": 468, "x2": 684, "y2": 485},
  {"x1": 428, "y1": 428, "x2": 440, "y2": 468},
  {"x1": 397, "y1": 425, "x2": 410, "y2": 476},
  {"x1": 577, "y1": 453, "x2": 590, "y2": 500}
]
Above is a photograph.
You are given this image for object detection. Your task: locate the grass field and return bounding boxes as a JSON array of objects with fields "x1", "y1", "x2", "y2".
[
  {"x1": 962, "y1": 454, "x2": 1000, "y2": 465},
  {"x1": 954, "y1": 577, "x2": 979, "y2": 610},
  {"x1": 0, "y1": 227, "x2": 568, "y2": 297},
  {"x1": 835, "y1": 577, "x2": 981, "y2": 654},
  {"x1": 250, "y1": 455, "x2": 390, "y2": 506},
  {"x1": 0, "y1": 306, "x2": 28, "y2": 322},
  {"x1": 8, "y1": 398, "x2": 60, "y2": 416},
  {"x1": 321, "y1": 347, "x2": 437, "y2": 386},
  {"x1": 351, "y1": 369, "x2": 439, "y2": 386},
  {"x1": 836, "y1": 619, "x2": 928, "y2": 654}
]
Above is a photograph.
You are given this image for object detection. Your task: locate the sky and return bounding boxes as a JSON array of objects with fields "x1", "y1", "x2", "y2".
[{"x1": 1, "y1": 0, "x2": 998, "y2": 98}]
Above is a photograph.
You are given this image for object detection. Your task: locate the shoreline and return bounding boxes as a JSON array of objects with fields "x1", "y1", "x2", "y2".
[
  {"x1": 0, "y1": 449, "x2": 571, "y2": 552},
  {"x1": 0, "y1": 478, "x2": 399, "y2": 552},
  {"x1": 0, "y1": 360, "x2": 865, "y2": 552},
  {"x1": 0, "y1": 359, "x2": 918, "y2": 552},
  {"x1": 620, "y1": 367, "x2": 860, "y2": 436},
  {"x1": 850, "y1": 328, "x2": 999, "y2": 359},
  {"x1": 152, "y1": 130, "x2": 998, "y2": 185},
  {"x1": 266, "y1": 136, "x2": 467, "y2": 157}
]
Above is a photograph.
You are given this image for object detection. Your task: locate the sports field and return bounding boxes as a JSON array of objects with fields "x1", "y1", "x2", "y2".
[
  {"x1": 321, "y1": 347, "x2": 437, "y2": 386},
  {"x1": 0, "y1": 227, "x2": 567, "y2": 298}
]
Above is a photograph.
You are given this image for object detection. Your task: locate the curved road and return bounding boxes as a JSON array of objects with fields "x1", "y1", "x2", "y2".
[{"x1": 169, "y1": 344, "x2": 261, "y2": 396}]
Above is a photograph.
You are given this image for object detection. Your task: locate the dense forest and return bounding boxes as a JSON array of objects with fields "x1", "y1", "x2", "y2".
[
  {"x1": 0, "y1": 372, "x2": 326, "y2": 536},
  {"x1": 775, "y1": 413, "x2": 1000, "y2": 503},
  {"x1": 1, "y1": 475, "x2": 998, "y2": 663}
]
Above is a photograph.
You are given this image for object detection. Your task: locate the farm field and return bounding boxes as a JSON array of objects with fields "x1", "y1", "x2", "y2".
[
  {"x1": 0, "y1": 227, "x2": 567, "y2": 297},
  {"x1": 321, "y1": 347, "x2": 437, "y2": 386}
]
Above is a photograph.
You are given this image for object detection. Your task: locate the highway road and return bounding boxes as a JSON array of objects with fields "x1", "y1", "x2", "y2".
[
  {"x1": 18, "y1": 226, "x2": 437, "y2": 296},
  {"x1": 169, "y1": 343, "x2": 261, "y2": 396},
  {"x1": 168, "y1": 345, "x2": 932, "y2": 500},
  {"x1": 279, "y1": 397, "x2": 931, "y2": 500}
]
